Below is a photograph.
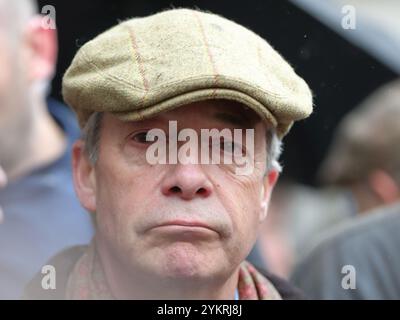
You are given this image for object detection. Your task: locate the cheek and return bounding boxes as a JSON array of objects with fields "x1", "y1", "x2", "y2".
[
  {"x1": 215, "y1": 172, "x2": 263, "y2": 247},
  {"x1": 94, "y1": 154, "x2": 162, "y2": 237},
  {"x1": 235, "y1": 186, "x2": 262, "y2": 238}
]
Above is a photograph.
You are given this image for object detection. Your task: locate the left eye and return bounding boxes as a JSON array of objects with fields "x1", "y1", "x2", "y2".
[
  {"x1": 131, "y1": 131, "x2": 152, "y2": 144},
  {"x1": 220, "y1": 139, "x2": 242, "y2": 154}
]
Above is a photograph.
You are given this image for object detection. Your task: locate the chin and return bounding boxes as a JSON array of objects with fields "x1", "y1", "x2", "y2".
[{"x1": 157, "y1": 243, "x2": 217, "y2": 279}]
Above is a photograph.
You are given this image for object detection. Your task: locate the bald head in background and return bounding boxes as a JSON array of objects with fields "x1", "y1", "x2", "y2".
[
  {"x1": 0, "y1": 0, "x2": 94, "y2": 299},
  {"x1": 0, "y1": 0, "x2": 65, "y2": 181},
  {"x1": 0, "y1": 0, "x2": 37, "y2": 26},
  {"x1": 0, "y1": 0, "x2": 38, "y2": 223}
]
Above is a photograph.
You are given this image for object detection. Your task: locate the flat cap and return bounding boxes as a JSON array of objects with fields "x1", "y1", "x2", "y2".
[{"x1": 63, "y1": 8, "x2": 313, "y2": 137}]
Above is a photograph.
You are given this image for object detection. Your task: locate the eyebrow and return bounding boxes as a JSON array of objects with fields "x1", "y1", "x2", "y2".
[{"x1": 213, "y1": 111, "x2": 258, "y2": 128}]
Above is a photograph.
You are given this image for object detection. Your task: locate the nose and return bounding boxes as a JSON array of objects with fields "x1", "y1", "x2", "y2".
[{"x1": 161, "y1": 164, "x2": 213, "y2": 200}]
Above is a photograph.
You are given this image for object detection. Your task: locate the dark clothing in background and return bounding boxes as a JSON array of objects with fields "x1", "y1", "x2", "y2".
[
  {"x1": 291, "y1": 202, "x2": 400, "y2": 299},
  {"x1": 0, "y1": 99, "x2": 93, "y2": 299}
]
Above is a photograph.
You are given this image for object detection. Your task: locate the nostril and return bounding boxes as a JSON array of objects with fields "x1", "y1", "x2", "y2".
[
  {"x1": 163, "y1": 184, "x2": 211, "y2": 198},
  {"x1": 170, "y1": 186, "x2": 181, "y2": 194},
  {"x1": 196, "y1": 187, "x2": 207, "y2": 196}
]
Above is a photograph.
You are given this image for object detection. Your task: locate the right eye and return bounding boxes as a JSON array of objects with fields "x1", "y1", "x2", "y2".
[{"x1": 131, "y1": 131, "x2": 152, "y2": 144}]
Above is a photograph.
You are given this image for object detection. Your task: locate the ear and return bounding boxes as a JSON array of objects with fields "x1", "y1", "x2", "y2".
[
  {"x1": 259, "y1": 169, "x2": 279, "y2": 222},
  {"x1": 24, "y1": 15, "x2": 58, "y2": 82},
  {"x1": 72, "y1": 140, "x2": 97, "y2": 213},
  {"x1": 368, "y1": 169, "x2": 400, "y2": 204},
  {"x1": 0, "y1": 166, "x2": 7, "y2": 189}
]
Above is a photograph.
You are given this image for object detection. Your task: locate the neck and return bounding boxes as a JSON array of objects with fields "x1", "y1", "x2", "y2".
[
  {"x1": 95, "y1": 237, "x2": 239, "y2": 299},
  {"x1": 5, "y1": 97, "x2": 66, "y2": 181}
]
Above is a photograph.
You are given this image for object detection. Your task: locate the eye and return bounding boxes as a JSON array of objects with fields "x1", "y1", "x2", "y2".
[
  {"x1": 219, "y1": 138, "x2": 244, "y2": 155},
  {"x1": 131, "y1": 131, "x2": 152, "y2": 144}
]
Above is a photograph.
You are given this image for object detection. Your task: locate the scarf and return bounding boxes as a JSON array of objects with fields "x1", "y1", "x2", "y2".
[{"x1": 66, "y1": 242, "x2": 282, "y2": 300}]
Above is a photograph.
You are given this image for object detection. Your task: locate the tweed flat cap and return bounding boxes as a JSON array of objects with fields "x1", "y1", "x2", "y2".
[{"x1": 63, "y1": 8, "x2": 313, "y2": 137}]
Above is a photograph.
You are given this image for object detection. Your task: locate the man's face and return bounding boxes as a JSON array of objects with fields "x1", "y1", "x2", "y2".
[{"x1": 80, "y1": 100, "x2": 278, "y2": 281}]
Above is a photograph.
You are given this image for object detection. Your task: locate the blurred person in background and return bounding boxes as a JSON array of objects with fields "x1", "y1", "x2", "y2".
[
  {"x1": 0, "y1": 0, "x2": 93, "y2": 299},
  {"x1": 255, "y1": 79, "x2": 400, "y2": 279},
  {"x1": 290, "y1": 79, "x2": 400, "y2": 299},
  {"x1": 316, "y1": 79, "x2": 400, "y2": 214}
]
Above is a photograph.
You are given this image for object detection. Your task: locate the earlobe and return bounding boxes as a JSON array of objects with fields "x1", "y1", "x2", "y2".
[
  {"x1": 72, "y1": 141, "x2": 97, "y2": 213},
  {"x1": 260, "y1": 185, "x2": 268, "y2": 221}
]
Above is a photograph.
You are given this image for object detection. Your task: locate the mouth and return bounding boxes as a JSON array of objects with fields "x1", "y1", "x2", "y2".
[
  {"x1": 150, "y1": 220, "x2": 218, "y2": 235},
  {"x1": 158, "y1": 220, "x2": 213, "y2": 229}
]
